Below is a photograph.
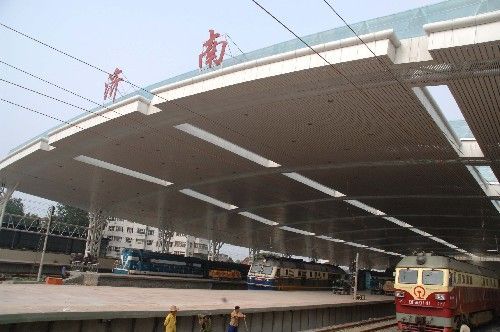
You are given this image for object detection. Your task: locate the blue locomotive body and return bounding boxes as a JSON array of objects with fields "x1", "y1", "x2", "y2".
[{"x1": 113, "y1": 248, "x2": 249, "y2": 280}]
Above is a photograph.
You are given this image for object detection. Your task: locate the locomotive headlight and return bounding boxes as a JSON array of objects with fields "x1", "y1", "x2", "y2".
[
  {"x1": 395, "y1": 291, "x2": 405, "y2": 298},
  {"x1": 435, "y1": 293, "x2": 446, "y2": 301}
]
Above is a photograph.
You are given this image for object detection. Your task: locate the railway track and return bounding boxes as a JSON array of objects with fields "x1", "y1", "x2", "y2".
[{"x1": 303, "y1": 316, "x2": 397, "y2": 332}]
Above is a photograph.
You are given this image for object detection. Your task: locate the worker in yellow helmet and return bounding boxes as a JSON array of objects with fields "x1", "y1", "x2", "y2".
[{"x1": 164, "y1": 305, "x2": 178, "y2": 332}]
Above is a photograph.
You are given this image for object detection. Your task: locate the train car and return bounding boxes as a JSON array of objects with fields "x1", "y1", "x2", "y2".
[
  {"x1": 113, "y1": 248, "x2": 249, "y2": 280},
  {"x1": 394, "y1": 253, "x2": 499, "y2": 332},
  {"x1": 205, "y1": 259, "x2": 249, "y2": 280},
  {"x1": 114, "y1": 248, "x2": 205, "y2": 278},
  {"x1": 247, "y1": 255, "x2": 346, "y2": 290},
  {"x1": 357, "y1": 269, "x2": 394, "y2": 294}
]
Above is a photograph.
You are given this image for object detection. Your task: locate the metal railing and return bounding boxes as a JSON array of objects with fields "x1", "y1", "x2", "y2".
[{"x1": 1, "y1": 213, "x2": 87, "y2": 240}]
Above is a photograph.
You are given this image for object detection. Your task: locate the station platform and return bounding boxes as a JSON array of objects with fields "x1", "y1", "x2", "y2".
[{"x1": 0, "y1": 284, "x2": 394, "y2": 332}]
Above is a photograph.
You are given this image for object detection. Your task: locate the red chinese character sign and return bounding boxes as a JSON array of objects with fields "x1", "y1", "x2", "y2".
[
  {"x1": 199, "y1": 29, "x2": 228, "y2": 69},
  {"x1": 104, "y1": 68, "x2": 124, "y2": 102}
]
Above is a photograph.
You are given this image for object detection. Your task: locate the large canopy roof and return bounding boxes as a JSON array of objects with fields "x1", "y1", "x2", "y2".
[{"x1": 2, "y1": 0, "x2": 500, "y2": 268}]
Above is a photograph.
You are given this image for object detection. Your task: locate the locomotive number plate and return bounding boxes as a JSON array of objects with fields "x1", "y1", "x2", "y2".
[{"x1": 407, "y1": 299, "x2": 431, "y2": 306}]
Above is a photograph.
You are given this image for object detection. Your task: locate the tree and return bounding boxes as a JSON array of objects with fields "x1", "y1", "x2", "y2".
[
  {"x1": 56, "y1": 204, "x2": 89, "y2": 226},
  {"x1": 158, "y1": 228, "x2": 174, "y2": 253},
  {"x1": 5, "y1": 198, "x2": 24, "y2": 216},
  {"x1": 209, "y1": 240, "x2": 224, "y2": 261}
]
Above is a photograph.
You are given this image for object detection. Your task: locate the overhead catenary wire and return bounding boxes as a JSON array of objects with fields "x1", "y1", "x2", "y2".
[
  {"x1": 248, "y1": 0, "x2": 486, "y2": 253},
  {"x1": 248, "y1": 0, "x2": 481, "y2": 193},
  {"x1": 319, "y1": 0, "x2": 491, "y2": 204},
  {"x1": 0, "y1": 9, "x2": 490, "y2": 256},
  {"x1": 247, "y1": 0, "x2": 468, "y2": 165},
  {"x1": 4, "y1": 75, "x2": 484, "y2": 237},
  {"x1": 319, "y1": 0, "x2": 478, "y2": 191},
  {"x1": 0, "y1": 60, "x2": 202, "y2": 150},
  {"x1": 0, "y1": 71, "x2": 250, "y2": 171},
  {"x1": 224, "y1": 33, "x2": 248, "y2": 59},
  {"x1": 0, "y1": 96, "x2": 192, "y2": 168},
  {"x1": 248, "y1": 0, "x2": 418, "y2": 145},
  {"x1": 0, "y1": 76, "x2": 306, "y2": 212},
  {"x1": 0, "y1": 22, "x2": 285, "y2": 159},
  {"x1": 1, "y1": 98, "x2": 111, "y2": 141}
]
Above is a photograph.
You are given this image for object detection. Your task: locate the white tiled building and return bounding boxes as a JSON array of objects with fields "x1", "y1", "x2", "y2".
[
  {"x1": 104, "y1": 219, "x2": 209, "y2": 259},
  {"x1": 170, "y1": 233, "x2": 209, "y2": 258}
]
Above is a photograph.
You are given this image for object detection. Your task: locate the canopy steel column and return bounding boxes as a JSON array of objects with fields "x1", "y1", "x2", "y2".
[
  {"x1": 209, "y1": 240, "x2": 224, "y2": 261},
  {"x1": 0, "y1": 182, "x2": 18, "y2": 227},
  {"x1": 84, "y1": 210, "x2": 107, "y2": 258},
  {"x1": 248, "y1": 248, "x2": 260, "y2": 263}
]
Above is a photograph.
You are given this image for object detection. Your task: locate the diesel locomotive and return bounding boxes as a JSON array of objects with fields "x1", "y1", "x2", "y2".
[
  {"x1": 247, "y1": 255, "x2": 346, "y2": 290},
  {"x1": 394, "y1": 253, "x2": 499, "y2": 332},
  {"x1": 113, "y1": 248, "x2": 249, "y2": 280}
]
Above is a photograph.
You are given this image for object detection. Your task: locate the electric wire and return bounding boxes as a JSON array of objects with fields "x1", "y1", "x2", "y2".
[
  {"x1": 249, "y1": 0, "x2": 416, "y2": 146},
  {"x1": 252, "y1": 0, "x2": 484, "y2": 193},
  {"x1": 0, "y1": 22, "x2": 284, "y2": 158},
  {"x1": 249, "y1": 0, "x2": 481, "y2": 254},
  {"x1": 0, "y1": 96, "x2": 190, "y2": 167},
  {"x1": 0, "y1": 79, "x2": 183, "y2": 159},
  {"x1": 321, "y1": 0, "x2": 483, "y2": 140},
  {"x1": 1, "y1": 98, "x2": 111, "y2": 141},
  {"x1": 0, "y1": 61, "x2": 200, "y2": 150},
  {"x1": 224, "y1": 33, "x2": 248, "y2": 60},
  {"x1": 319, "y1": 0, "x2": 474, "y2": 190},
  {"x1": 0, "y1": 68, "x2": 250, "y2": 171},
  {"x1": 1, "y1": 10, "x2": 491, "y2": 256},
  {"x1": 0, "y1": 61, "x2": 308, "y2": 209}
]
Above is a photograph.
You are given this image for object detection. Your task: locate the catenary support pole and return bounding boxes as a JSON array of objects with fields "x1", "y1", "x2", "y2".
[{"x1": 37, "y1": 206, "x2": 55, "y2": 282}]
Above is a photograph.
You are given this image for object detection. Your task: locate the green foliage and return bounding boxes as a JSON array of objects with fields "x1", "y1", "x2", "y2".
[
  {"x1": 56, "y1": 204, "x2": 89, "y2": 226},
  {"x1": 25, "y1": 212, "x2": 40, "y2": 219},
  {"x1": 5, "y1": 198, "x2": 24, "y2": 216}
]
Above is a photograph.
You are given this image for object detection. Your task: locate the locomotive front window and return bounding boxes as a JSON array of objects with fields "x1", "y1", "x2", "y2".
[
  {"x1": 250, "y1": 264, "x2": 262, "y2": 273},
  {"x1": 398, "y1": 269, "x2": 418, "y2": 284},
  {"x1": 423, "y1": 270, "x2": 443, "y2": 285},
  {"x1": 262, "y1": 266, "x2": 273, "y2": 275}
]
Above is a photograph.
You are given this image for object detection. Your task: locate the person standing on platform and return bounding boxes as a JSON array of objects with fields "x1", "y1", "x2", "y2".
[
  {"x1": 61, "y1": 266, "x2": 70, "y2": 279},
  {"x1": 227, "y1": 306, "x2": 246, "y2": 332},
  {"x1": 164, "y1": 305, "x2": 178, "y2": 332}
]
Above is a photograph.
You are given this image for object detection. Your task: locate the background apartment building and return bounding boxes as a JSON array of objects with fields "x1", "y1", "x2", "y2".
[{"x1": 104, "y1": 219, "x2": 209, "y2": 259}]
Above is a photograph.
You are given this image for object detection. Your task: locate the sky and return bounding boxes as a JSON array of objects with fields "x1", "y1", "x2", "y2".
[{"x1": 1, "y1": 0, "x2": 463, "y2": 260}]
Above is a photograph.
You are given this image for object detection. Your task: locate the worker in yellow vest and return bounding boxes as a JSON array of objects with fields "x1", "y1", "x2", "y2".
[{"x1": 164, "y1": 305, "x2": 178, "y2": 332}]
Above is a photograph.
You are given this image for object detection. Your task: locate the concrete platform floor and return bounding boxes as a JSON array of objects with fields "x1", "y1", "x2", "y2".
[{"x1": 0, "y1": 284, "x2": 393, "y2": 324}]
